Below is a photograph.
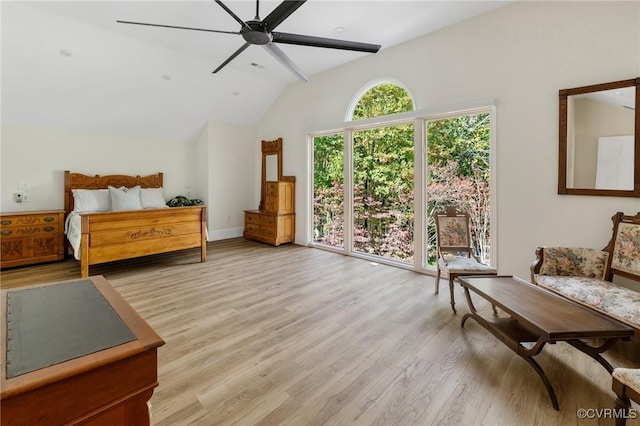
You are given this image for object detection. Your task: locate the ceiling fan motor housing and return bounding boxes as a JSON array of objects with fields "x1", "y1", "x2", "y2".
[{"x1": 242, "y1": 21, "x2": 272, "y2": 45}]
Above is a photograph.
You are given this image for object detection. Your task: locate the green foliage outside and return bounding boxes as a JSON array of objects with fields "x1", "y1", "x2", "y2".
[
  {"x1": 426, "y1": 114, "x2": 491, "y2": 264},
  {"x1": 313, "y1": 83, "x2": 491, "y2": 265},
  {"x1": 352, "y1": 83, "x2": 414, "y2": 119}
]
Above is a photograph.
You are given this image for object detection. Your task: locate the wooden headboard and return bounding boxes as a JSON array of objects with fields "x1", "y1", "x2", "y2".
[{"x1": 64, "y1": 171, "x2": 163, "y2": 215}]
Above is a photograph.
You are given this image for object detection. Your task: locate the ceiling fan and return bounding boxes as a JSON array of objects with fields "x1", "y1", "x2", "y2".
[{"x1": 117, "y1": 0, "x2": 381, "y2": 82}]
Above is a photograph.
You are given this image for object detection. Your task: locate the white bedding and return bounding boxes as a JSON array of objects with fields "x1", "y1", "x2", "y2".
[{"x1": 64, "y1": 211, "x2": 82, "y2": 260}]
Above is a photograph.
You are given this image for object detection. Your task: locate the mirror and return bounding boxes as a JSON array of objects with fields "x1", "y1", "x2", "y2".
[
  {"x1": 559, "y1": 78, "x2": 640, "y2": 197},
  {"x1": 265, "y1": 155, "x2": 278, "y2": 182},
  {"x1": 260, "y1": 138, "x2": 283, "y2": 211}
]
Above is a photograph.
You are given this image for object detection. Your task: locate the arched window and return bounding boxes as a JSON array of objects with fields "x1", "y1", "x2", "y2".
[
  {"x1": 347, "y1": 80, "x2": 415, "y2": 121},
  {"x1": 313, "y1": 79, "x2": 494, "y2": 274}
]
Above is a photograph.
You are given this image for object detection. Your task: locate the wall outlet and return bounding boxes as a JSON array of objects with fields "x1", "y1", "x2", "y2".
[{"x1": 15, "y1": 192, "x2": 30, "y2": 203}]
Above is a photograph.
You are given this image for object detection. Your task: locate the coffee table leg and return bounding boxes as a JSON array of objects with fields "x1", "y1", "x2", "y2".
[
  {"x1": 520, "y1": 353, "x2": 560, "y2": 410},
  {"x1": 460, "y1": 286, "x2": 478, "y2": 327},
  {"x1": 460, "y1": 286, "x2": 560, "y2": 411},
  {"x1": 566, "y1": 338, "x2": 619, "y2": 373}
]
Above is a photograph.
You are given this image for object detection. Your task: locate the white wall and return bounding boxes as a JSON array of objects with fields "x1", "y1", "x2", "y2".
[
  {"x1": 203, "y1": 121, "x2": 256, "y2": 240},
  {"x1": 0, "y1": 124, "x2": 197, "y2": 212},
  {"x1": 255, "y1": 1, "x2": 640, "y2": 279},
  {"x1": 0, "y1": 120, "x2": 255, "y2": 240}
]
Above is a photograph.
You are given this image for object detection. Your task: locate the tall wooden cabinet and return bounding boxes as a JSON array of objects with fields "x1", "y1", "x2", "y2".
[
  {"x1": 244, "y1": 138, "x2": 296, "y2": 246},
  {"x1": 0, "y1": 210, "x2": 65, "y2": 269},
  {"x1": 244, "y1": 180, "x2": 295, "y2": 246}
]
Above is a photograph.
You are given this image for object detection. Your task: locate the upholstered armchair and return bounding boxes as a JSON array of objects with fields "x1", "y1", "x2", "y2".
[{"x1": 434, "y1": 207, "x2": 497, "y2": 314}]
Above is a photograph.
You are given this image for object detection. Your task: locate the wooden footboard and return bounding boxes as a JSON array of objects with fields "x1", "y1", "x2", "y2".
[{"x1": 79, "y1": 206, "x2": 206, "y2": 277}]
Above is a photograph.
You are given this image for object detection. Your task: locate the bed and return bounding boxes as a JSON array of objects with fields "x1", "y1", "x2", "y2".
[{"x1": 64, "y1": 171, "x2": 207, "y2": 277}]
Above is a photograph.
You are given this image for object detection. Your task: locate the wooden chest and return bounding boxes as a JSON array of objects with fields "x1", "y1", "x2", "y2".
[{"x1": 0, "y1": 210, "x2": 65, "y2": 269}]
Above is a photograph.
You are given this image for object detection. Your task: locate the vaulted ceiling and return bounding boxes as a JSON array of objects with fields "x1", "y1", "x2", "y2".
[{"x1": 1, "y1": 1, "x2": 508, "y2": 141}]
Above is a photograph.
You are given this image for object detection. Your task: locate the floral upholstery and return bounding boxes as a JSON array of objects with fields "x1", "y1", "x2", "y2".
[
  {"x1": 613, "y1": 368, "x2": 640, "y2": 395},
  {"x1": 612, "y1": 223, "x2": 640, "y2": 276},
  {"x1": 537, "y1": 247, "x2": 609, "y2": 279},
  {"x1": 534, "y1": 275, "x2": 640, "y2": 330},
  {"x1": 437, "y1": 216, "x2": 469, "y2": 247},
  {"x1": 531, "y1": 213, "x2": 640, "y2": 335}
]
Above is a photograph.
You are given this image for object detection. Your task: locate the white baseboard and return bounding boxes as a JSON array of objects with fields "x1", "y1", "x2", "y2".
[{"x1": 207, "y1": 227, "x2": 244, "y2": 241}]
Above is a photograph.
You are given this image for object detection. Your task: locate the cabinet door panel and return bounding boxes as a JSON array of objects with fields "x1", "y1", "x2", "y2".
[
  {"x1": 1, "y1": 238, "x2": 28, "y2": 261},
  {"x1": 33, "y1": 236, "x2": 58, "y2": 256}
]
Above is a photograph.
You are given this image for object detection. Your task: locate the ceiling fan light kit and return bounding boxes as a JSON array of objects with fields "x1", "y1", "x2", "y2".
[{"x1": 117, "y1": 0, "x2": 381, "y2": 82}]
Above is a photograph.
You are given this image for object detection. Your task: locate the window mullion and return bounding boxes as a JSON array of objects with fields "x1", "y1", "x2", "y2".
[
  {"x1": 343, "y1": 128, "x2": 353, "y2": 255},
  {"x1": 413, "y1": 118, "x2": 426, "y2": 272}
]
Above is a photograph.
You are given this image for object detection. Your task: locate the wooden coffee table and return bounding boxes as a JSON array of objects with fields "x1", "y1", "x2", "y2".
[{"x1": 458, "y1": 275, "x2": 634, "y2": 410}]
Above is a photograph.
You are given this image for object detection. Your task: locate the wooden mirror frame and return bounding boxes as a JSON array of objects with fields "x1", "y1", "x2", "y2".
[
  {"x1": 260, "y1": 138, "x2": 283, "y2": 211},
  {"x1": 558, "y1": 78, "x2": 640, "y2": 197}
]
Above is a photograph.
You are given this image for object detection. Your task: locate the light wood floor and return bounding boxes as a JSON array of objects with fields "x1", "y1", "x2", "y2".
[{"x1": 2, "y1": 238, "x2": 639, "y2": 426}]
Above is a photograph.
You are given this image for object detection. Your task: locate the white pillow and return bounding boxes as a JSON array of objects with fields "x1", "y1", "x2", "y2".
[
  {"x1": 72, "y1": 189, "x2": 110, "y2": 212},
  {"x1": 140, "y1": 187, "x2": 168, "y2": 209},
  {"x1": 109, "y1": 185, "x2": 143, "y2": 211}
]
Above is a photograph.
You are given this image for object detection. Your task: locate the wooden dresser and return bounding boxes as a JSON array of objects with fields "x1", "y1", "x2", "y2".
[
  {"x1": 0, "y1": 210, "x2": 65, "y2": 269},
  {"x1": 244, "y1": 179, "x2": 295, "y2": 246}
]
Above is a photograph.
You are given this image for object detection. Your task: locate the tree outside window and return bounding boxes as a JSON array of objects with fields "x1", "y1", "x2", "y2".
[{"x1": 313, "y1": 82, "x2": 491, "y2": 268}]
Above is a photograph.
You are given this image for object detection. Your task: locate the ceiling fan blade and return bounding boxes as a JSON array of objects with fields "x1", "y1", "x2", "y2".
[
  {"x1": 212, "y1": 42, "x2": 251, "y2": 74},
  {"x1": 214, "y1": 0, "x2": 250, "y2": 29},
  {"x1": 262, "y1": 1, "x2": 306, "y2": 31},
  {"x1": 117, "y1": 20, "x2": 240, "y2": 35},
  {"x1": 262, "y1": 44, "x2": 308, "y2": 82},
  {"x1": 272, "y1": 32, "x2": 380, "y2": 53}
]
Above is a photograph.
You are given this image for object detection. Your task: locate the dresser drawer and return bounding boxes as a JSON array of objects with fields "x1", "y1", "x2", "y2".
[
  {"x1": 245, "y1": 221, "x2": 276, "y2": 237},
  {"x1": 1, "y1": 225, "x2": 59, "y2": 238},
  {"x1": 260, "y1": 215, "x2": 276, "y2": 226},
  {"x1": 1, "y1": 214, "x2": 60, "y2": 228},
  {"x1": 245, "y1": 223, "x2": 260, "y2": 234},
  {"x1": 258, "y1": 225, "x2": 276, "y2": 237},
  {"x1": 245, "y1": 213, "x2": 261, "y2": 225}
]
